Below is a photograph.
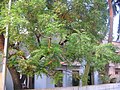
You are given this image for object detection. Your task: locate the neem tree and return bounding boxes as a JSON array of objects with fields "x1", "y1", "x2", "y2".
[{"x1": 0, "y1": 0, "x2": 120, "y2": 89}]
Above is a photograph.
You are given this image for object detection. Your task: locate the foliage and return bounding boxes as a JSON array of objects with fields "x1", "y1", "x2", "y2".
[{"x1": 0, "y1": 0, "x2": 120, "y2": 86}]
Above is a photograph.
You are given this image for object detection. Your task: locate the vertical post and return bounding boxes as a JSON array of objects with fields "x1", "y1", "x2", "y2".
[
  {"x1": 107, "y1": 0, "x2": 113, "y2": 85},
  {"x1": 2, "y1": 0, "x2": 11, "y2": 90}
]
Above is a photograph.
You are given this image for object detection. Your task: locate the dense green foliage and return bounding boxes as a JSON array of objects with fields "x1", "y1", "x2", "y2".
[{"x1": 0, "y1": 0, "x2": 120, "y2": 87}]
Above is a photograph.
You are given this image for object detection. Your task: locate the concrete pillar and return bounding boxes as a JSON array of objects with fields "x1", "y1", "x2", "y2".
[
  {"x1": 63, "y1": 69, "x2": 72, "y2": 87},
  {"x1": 94, "y1": 71, "x2": 99, "y2": 85},
  {"x1": 79, "y1": 65, "x2": 84, "y2": 86}
]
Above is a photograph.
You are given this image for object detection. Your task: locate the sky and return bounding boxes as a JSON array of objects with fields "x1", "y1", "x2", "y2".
[{"x1": 113, "y1": 14, "x2": 119, "y2": 41}]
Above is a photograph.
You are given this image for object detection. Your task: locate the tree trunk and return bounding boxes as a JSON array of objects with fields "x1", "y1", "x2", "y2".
[
  {"x1": 108, "y1": 0, "x2": 113, "y2": 43},
  {"x1": 29, "y1": 77, "x2": 34, "y2": 89},
  {"x1": 0, "y1": 34, "x2": 4, "y2": 52},
  {"x1": 82, "y1": 62, "x2": 90, "y2": 86},
  {"x1": 8, "y1": 66, "x2": 22, "y2": 90}
]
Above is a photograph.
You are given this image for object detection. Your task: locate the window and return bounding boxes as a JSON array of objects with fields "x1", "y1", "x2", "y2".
[{"x1": 115, "y1": 71, "x2": 118, "y2": 74}]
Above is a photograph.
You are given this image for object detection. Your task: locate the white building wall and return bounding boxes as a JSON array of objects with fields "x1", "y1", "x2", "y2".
[
  {"x1": 34, "y1": 65, "x2": 101, "y2": 88},
  {"x1": 46, "y1": 77, "x2": 54, "y2": 88},
  {"x1": 34, "y1": 74, "x2": 54, "y2": 89},
  {"x1": 34, "y1": 74, "x2": 47, "y2": 89},
  {"x1": 0, "y1": 52, "x2": 13, "y2": 90},
  {"x1": 6, "y1": 68, "x2": 14, "y2": 90}
]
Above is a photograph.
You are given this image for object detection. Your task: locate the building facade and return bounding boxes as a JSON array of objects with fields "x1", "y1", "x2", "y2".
[{"x1": 34, "y1": 63, "x2": 100, "y2": 89}]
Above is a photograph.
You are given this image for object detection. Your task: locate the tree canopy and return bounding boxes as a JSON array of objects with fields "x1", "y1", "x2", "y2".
[{"x1": 0, "y1": 0, "x2": 120, "y2": 89}]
